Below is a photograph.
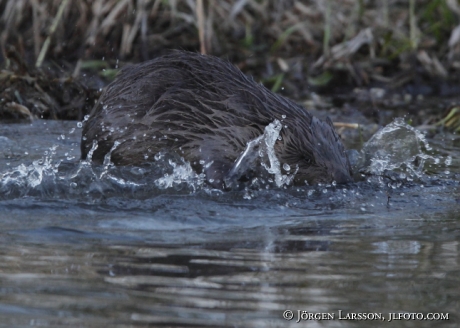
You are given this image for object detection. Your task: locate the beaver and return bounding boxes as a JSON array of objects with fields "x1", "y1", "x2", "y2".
[{"x1": 81, "y1": 51, "x2": 352, "y2": 189}]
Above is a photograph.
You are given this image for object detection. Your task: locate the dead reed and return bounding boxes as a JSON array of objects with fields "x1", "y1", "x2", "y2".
[{"x1": 0, "y1": 0, "x2": 459, "y2": 128}]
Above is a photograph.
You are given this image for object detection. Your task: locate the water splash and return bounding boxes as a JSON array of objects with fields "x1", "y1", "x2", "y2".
[
  {"x1": 86, "y1": 140, "x2": 99, "y2": 163},
  {"x1": 151, "y1": 120, "x2": 298, "y2": 192},
  {"x1": 1, "y1": 117, "x2": 452, "y2": 200},
  {"x1": 259, "y1": 120, "x2": 298, "y2": 187},
  {"x1": 223, "y1": 119, "x2": 297, "y2": 189},
  {"x1": 0, "y1": 145, "x2": 60, "y2": 196},
  {"x1": 100, "y1": 141, "x2": 121, "y2": 179},
  {"x1": 66, "y1": 139, "x2": 99, "y2": 181},
  {"x1": 355, "y1": 118, "x2": 442, "y2": 180},
  {"x1": 155, "y1": 159, "x2": 205, "y2": 191}
]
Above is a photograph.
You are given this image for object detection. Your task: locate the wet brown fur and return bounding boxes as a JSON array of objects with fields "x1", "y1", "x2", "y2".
[{"x1": 81, "y1": 51, "x2": 352, "y2": 187}]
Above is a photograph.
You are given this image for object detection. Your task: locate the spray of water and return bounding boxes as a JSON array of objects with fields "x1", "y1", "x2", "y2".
[
  {"x1": 356, "y1": 118, "x2": 446, "y2": 182},
  {"x1": 259, "y1": 120, "x2": 298, "y2": 187},
  {"x1": 0, "y1": 118, "x2": 452, "y2": 199}
]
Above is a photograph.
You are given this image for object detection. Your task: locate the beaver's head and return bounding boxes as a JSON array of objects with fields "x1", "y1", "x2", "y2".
[{"x1": 276, "y1": 116, "x2": 353, "y2": 185}]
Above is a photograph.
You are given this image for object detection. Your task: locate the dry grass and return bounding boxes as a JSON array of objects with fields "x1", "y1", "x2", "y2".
[
  {"x1": 0, "y1": 0, "x2": 460, "y2": 127},
  {"x1": 1, "y1": 1, "x2": 459, "y2": 68}
]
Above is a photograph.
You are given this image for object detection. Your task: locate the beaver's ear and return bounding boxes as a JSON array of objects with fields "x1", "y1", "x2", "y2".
[
  {"x1": 326, "y1": 116, "x2": 334, "y2": 127},
  {"x1": 310, "y1": 117, "x2": 335, "y2": 142},
  {"x1": 325, "y1": 116, "x2": 343, "y2": 142}
]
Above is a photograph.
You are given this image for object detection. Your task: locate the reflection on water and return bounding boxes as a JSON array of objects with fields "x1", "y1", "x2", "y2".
[
  {"x1": 0, "y1": 120, "x2": 459, "y2": 327},
  {"x1": 1, "y1": 214, "x2": 459, "y2": 328}
]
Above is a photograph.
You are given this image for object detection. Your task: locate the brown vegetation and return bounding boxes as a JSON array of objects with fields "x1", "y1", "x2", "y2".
[{"x1": 0, "y1": 0, "x2": 460, "y2": 128}]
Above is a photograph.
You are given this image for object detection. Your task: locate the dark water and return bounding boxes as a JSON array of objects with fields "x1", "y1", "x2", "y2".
[{"x1": 0, "y1": 120, "x2": 459, "y2": 327}]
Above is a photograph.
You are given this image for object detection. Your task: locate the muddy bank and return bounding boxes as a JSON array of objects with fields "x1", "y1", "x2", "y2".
[{"x1": 1, "y1": 0, "x2": 460, "y2": 131}]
